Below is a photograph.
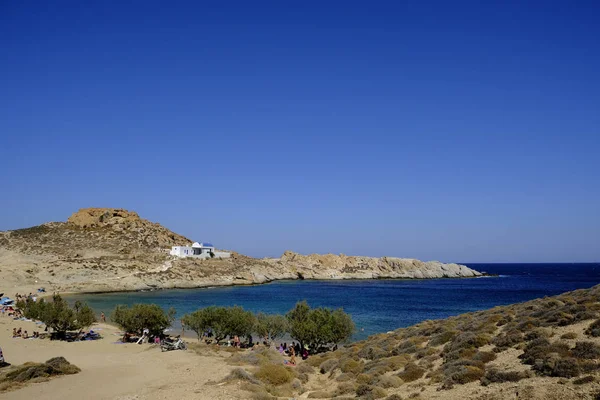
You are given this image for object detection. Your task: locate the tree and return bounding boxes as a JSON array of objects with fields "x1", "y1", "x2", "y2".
[
  {"x1": 17, "y1": 294, "x2": 96, "y2": 339},
  {"x1": 329, "y1": 308, "x2": 355, "y2": 346},
  {"x1": 286, "y1": 301, "x2": 314, "y2": 350},
  {"x1": 182, "y1": 307, "x2": 217, "y2": 341},
  {"x1": 182, "y1": 306, "x2": 256, "y2": 344},
  {"x1": 254, "y1": 313, "x2": 289, "y2": 345},
  {"x1": 111, "y1": 304, "x2": 176, "y2": 337},
  {"x1": 286, "y1": 301, "x2": 355, "y2": 353},
  {"x1": 226, "y1": 306, "x2": 256, "y2": 339}
]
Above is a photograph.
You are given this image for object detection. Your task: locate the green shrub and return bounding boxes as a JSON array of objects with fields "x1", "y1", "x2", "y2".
[
  {"x1": 572, "y1": 341, "x2": 600, "y2": 359},
  {"x1": 335, "y1": 382, "x2": 356, "y2": 395},
  {"x1": 444, "y1": 332, "x2": 490, "y2": 354},
  {"x1": 385, "y1": 395, "x2": 403, "y2": 400},
  {"x1": 1, "y1": 357, "x2": 80, "y2": 389},
  {"x1": 223, "y1": 368, "x2": 261, "y2": 384},
  {"x1": 443, "y1": 359, "x2": 485, "y2": 384},
  {"x1": 447, "y1": 365, "x2": 484, "y2": 384},
  {"x1": 429, "y1": 330, "x2": 457, "y2": 346},
  {"x1": 340, "y1": 359, "x2": 364, "y2": 375},
  {"x1": 533, "y1": 355, "x2": 580, "y2": 378},
  {"x1": 519, "y1": 338, "x2": 570, "y2": 365},
  {"x1": 254, "y1": 364, "x2": 295, "y2": 386},
  {"x1": 319, "y1": 359, "x2": 338, "y2": 374},
  {"x1": 473, "y1": 351, "x2": 496, "y2": 364},
  {"x1": 524, "y1": 328, "x2": 551, "y2": 341},
  {"x1": 481, "y1": 369, "x2": 528, "y2": 385},
  {"x1": 336, "y1": 372, "x2": 354, "y2": 382},
  {"x1": 561, "y1": 332, "x2": 578, "y2": 340},
  {"x1": 377, "y1": 375, "x2": 403, "y2": 388},
  {"x1": 355, "y1": 384, "x2": 387, "y2": 399},
  {"x1": 357, "y1": 373, "x2": 377, "y2": 385},
  {"x1": 297, "y1": 363, "x2": 314, "y2": 374},
  {"x1": 361, "y1": 345, "x2": 389, "y2": 360},
  {"x1": 397, "y1": 363, "x2": 425, "y2": 382},
  {"x1": 573, "y1": 375, "x2": 595, "y2": 385}
]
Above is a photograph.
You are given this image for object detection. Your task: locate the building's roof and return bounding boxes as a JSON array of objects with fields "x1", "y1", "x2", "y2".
[
  {"x1": 191, "y1": 242, "x2": 202, "y2": 248},
  {"x1": 202, "y1": 243, "x2": 214, "y2": 248}
]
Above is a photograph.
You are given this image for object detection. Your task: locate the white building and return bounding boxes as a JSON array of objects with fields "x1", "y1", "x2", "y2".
[{"x1": 170, "y1": 242, "x2": 231, "y2": 259}]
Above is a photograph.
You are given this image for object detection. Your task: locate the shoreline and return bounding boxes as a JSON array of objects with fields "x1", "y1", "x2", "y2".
[{"x1": 53, "y1": 273, "x2": 497, "y2": 297}]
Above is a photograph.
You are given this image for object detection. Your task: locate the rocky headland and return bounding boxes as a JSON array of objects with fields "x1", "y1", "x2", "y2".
[{"x1": 0, "y1": 208, "x2": 481, "y2": 294}]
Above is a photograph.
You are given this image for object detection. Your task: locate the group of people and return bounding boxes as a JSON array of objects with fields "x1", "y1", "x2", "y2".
[
  {"x1": 278, "y1": 341, "x2": 309, "y2": 365},
  {"x1": 14, "y1": 292, "x2": 37, "y2": 303},
  {"x1": 12, "y1": 327, "x2": 41, "y2": 339}
]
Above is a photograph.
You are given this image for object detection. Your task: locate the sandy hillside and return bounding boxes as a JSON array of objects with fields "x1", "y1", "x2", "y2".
[
  {"x1": 0, "y1": 207, "x2": 481, "y2": 295},
  {"x1": 0, "y1": 316, "x2": 243, "y2": 400}
]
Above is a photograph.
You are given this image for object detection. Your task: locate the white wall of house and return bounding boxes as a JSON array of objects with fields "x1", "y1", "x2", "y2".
[
  {"x1": 170, "y1": 244, "x2": 231, "y2": 259},
  {"x1": 170, "y1": 246, "x2": 193, "y2": 257}
]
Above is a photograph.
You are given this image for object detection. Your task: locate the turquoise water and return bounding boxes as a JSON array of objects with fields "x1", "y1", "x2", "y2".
[{"x1": 67, "y1": 263, "x2": 600, "y2": 341}]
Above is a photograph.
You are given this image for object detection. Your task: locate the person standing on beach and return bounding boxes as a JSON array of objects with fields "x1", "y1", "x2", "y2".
[{"x1": 100, "y1": 312, "x2": 106, "y2": 323}]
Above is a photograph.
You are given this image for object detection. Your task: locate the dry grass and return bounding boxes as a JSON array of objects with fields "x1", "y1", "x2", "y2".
[
  {"x1": 254, "y1": 364, "x2": 295, "y2": 386},
  {"x1": 0, "y1": 357, "x2": 80, "y2": 392}
]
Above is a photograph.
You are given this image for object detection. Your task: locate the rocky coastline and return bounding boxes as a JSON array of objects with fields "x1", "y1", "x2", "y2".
[{"x1": 0, "y1": 208, "x2": 483, "y2": 295}]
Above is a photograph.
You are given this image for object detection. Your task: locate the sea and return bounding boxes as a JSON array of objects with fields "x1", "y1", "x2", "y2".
[{"x1": 67, "y1": 263, "x2": 600, "y2": 341}]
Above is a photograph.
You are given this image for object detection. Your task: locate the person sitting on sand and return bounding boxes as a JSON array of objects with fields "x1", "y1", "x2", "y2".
[
  {"x1": 289, "y1": 347, "x2": 296, "y2": 365},
  {"x1": 16, "y1": 328, "x2": 22, "y2": 336},
  {"x1": 12, "y1": 328, "x2": 18, "y2": 338},
  {"x1": 22, "y1": 331, "x2": 28, "y2": 339}
]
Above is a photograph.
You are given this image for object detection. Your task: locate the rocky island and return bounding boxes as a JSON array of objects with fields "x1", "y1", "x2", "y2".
[{"x1": 0, "y1": 208, "x2": 481, "y2": 294}]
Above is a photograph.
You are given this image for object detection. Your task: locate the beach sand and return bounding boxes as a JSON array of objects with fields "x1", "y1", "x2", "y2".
[{"x1": 0, "y1": 315, "x2": 245, "y2": 400}]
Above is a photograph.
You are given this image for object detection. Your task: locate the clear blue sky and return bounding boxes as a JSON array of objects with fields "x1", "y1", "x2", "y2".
[{"x1": 1, "y1": 1, "x2": 599, "y2": 262}]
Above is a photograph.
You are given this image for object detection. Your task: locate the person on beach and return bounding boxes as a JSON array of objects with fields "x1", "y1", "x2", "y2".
[
  {"x1": 289, "y1": 347, "x2": 296, "y2": 365},
  {"x1": 233, "y1": 335, "x2": 240, "y2": 348},
  {"x1": 12, "y1": 328, "x2": 18, "y2": 338},
  {"x1": 100, "y1": 312, "x2": 106, "y2": 323}
]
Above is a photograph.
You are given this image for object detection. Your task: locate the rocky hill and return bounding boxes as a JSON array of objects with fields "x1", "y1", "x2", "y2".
[
  {"x1": 228, "y1": 284, "x2": 600, "y2": 400},
  {"x1": 0, "y1": 208, "x2": 481, "y2": 294}
]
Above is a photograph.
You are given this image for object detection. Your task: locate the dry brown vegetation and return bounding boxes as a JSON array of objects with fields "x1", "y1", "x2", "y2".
[
  {"x1": 0, "y1": 357, "x2": 80, "y2": 392},
  {"x1": 217, "y1": 284, "x2": 600, "y2": 399}
]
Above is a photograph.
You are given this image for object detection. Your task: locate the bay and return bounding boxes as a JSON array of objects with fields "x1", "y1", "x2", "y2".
[{"x1": 67, "y1": 263, "x2": 600, "y2": 341}]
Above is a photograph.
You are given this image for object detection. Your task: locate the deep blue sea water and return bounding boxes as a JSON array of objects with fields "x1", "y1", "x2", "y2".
[{"x1": 67, "y1": 263, "x2": 600, "y2": 341}]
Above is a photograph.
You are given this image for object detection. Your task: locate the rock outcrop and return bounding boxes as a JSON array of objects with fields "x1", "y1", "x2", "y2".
[{"x1": 0, "y1": 208, "x2": 482, "y2": 294}]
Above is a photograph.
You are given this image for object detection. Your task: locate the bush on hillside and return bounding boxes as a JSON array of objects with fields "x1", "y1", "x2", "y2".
[
  {"x1": 0, "y1": 357, "x2": 80, "y2": 392},
  {"x1": 397, "y1": 363, "x2": 425, "y2": 382},
  {"x1": 111, "y1": 303, "x2": 175, "y2": 337},
  {"x1": 481, "y1": 369, "x2": 529, "y2": 385},
  {"x1": 254, "y1": 364, "x2": 295, "y2": 386},
  {"x1": 572, "y1": 341, "x2": 600, "y2": 359},
  {"x1": 585, "y1": 319, "x2": 600, "y2": 337}
]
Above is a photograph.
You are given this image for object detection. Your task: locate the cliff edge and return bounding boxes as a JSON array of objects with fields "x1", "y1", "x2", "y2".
[{"x1": 0, "y1": 208, "x2": 481, "y2": 294}]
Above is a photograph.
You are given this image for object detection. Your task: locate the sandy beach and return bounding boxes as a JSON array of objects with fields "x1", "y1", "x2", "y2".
[{"x1": 0, "y1": 314, "x2": 244, "y2": 400}]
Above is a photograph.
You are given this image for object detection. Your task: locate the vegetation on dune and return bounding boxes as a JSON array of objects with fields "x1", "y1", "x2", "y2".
[
  {"x1": 111, "y1": 303, "x2": 176, "y2": 337},
  {"x1": 261, "y1": 284, "x2": 600, "y2": 398},
  {"x1": 17, "y1": 294, "x2": 95, "y2": 339},
  {"x1": 0, "y1": 357, "x2": 80, "y2": 392}
]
